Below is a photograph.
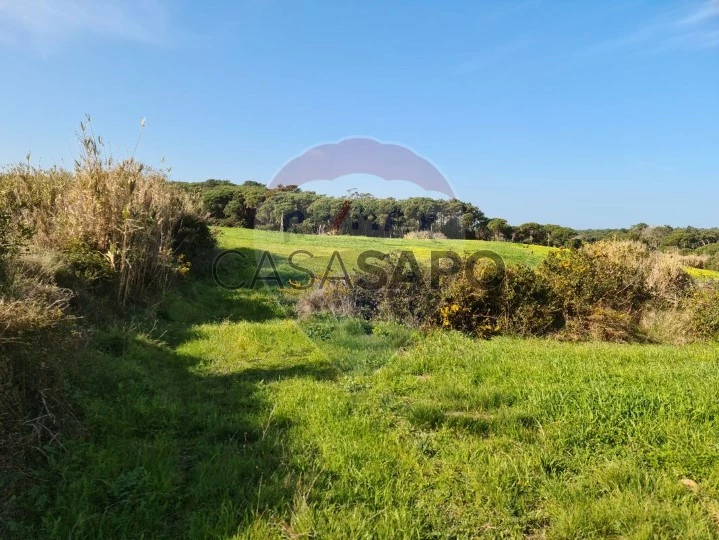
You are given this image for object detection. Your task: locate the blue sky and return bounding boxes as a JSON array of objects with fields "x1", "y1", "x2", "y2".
[{"x1": 0, "y1": 0, "x2": 717, "y2": 228}]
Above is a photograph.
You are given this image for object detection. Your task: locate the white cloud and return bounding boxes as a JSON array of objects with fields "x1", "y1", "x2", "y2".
[
  {"x1": 670, "y1": 0, "x2": 719, "y2": 48},
  {"x1": 0, "y1": 0, "x2": 170, "y2": 49},
  {"x1": 585, "y1": 0, "x2": 719, "y2": 54},
  {"x1": 679, "y1": 0, "x2": 719, "y2": 25}
]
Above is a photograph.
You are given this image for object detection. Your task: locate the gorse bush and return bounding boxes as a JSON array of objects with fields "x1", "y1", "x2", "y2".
[
  {"x1": 300, "y1": 241, "x2": 699, "y2": 342},
  {"x1": 539, "y1": 241, "x2": 693, "y2": 328},
  {"x1": 540, "y1": 241, "x2": 651, "y2": 319},
  {"x1": 436, "y1": 260, "x2": 562, "y2": 338},
  {"x1": 687, "y1": 283, "x2": 719, "y2": 340}
]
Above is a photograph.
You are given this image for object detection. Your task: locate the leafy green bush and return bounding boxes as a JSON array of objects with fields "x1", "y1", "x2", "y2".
[
  {"x1": 171, "y1": 214, "x2": 217, "y2": 274},
  {"x1": 499, "y1": 265, "x2": 563, "y2": 336},
  {"x1": 62, "y1": 240, "x2": 116, "y2": 285}
]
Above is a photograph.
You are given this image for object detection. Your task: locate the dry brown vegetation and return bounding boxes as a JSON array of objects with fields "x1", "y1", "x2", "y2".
[{"x1": 1, "y1": 125, "x2": 201, "y2": 307}]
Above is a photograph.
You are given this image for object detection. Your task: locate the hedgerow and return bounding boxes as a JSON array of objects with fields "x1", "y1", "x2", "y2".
[{"x1": 300, "y1": 241, "x2": 700, "y2": 343}]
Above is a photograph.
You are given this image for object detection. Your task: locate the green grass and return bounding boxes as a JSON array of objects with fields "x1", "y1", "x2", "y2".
[
  {"x1": 218, "y1": 227, "x2": 719, "y2": 283},
  {"x1": 11, "y1": 230, "x2": 719, "y2": 538},
  {"x1": 217, "y1": 227, "x2": 551, "y2": 273}
]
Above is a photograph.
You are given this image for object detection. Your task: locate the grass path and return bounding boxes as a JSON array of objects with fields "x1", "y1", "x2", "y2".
[{"x1": 12, "y1": 232, "x2": 719, "y2": 538}]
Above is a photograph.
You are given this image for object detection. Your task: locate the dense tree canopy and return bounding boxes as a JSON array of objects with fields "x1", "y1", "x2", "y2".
[
  {"x1": 174, "y1": 180, "x2": 719, "y2": 254},
  {"x1": 175, "y1": 180, "x2": 491, "y2": 240}
]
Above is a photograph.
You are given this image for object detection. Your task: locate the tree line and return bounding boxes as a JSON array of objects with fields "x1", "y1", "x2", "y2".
[{"x1": 175, "y1": 179, "x2": 719, "y2": 252}]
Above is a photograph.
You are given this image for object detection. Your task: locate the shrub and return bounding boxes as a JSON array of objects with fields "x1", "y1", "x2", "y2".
[
  {"x1": 695, "y1": 243, "x2": 719, "y2": 257},
  {"x1": 436, "y1": 258, "x2": 505, "y2": 338},
  {"x1": 539, "y1": 241, "x2": 692, "y2": 317},
  {"x1": 687, "y1": 284, "x2": 719, "y2": 340},
  {"x1": 499, "y1": 265, "x2": 563, "y2": 336},
  {"x1": 298, "y1": 253, "x2": 440, "y2": 327},
  {"x1": 435, "y1": 242, "x2": 695, "y2": 341},
  {"x1": 171, "y1": 213, "x2": 217, "y2": 273},
  {"x1": 373, "y1": 253, "x2": 440, "y2": 327},
  {"x1": 297, "y1": 281, "x2": 376, "y2": 319},
  {"x1": 62, "y1": 240, "x2": 116, "y2": 285},
  {"x1": 437, "y1": 261, "x2": 562, "y2": 338},
  {"x1": 299, "y1": 240, "x2": 705, "y2": 343}
]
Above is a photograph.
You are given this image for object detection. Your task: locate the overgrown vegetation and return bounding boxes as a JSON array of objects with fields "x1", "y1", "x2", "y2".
[
  {"x1": 302, "y1": 239, "x2": 717, "y2": 343},
  {"x1": 0, "y1": 123, "x2": 214, "y2": 525}
]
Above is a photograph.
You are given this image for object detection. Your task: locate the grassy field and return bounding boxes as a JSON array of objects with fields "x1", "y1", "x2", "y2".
[
  {"x1": 217, "y1": 228, "x2": 719, "y2": 282},
  {"x1": 217, "y1": 227, "x2": 552, "y2": 272},
  {"x1": 12, "y1": 230, "x2": 719, "y2": 538}
]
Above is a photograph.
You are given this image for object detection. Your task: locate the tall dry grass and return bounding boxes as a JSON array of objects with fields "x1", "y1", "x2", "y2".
[
  {"x1": 582, "y1": 240, "x2": 694, "y2": 306},
  {"x1": 1, "y1": 122, "x2": 199, "y2": 306}
]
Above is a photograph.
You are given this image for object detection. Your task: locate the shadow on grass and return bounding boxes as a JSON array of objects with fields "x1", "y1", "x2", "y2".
[
  {"x1": 14, "y1": 248, "x2": 336, "y2": 538},
  {"x1": 19, "y1": 326, "x2": 335, "y2": 538},
  {"x1": 155, "y1": 246, "x2": 308, "y2": 347},
  {"x1": 155, "y1": 248, "x2": 292, "y2": 347},
  {"x1": 16, "y1": 244, "x2": 412, "y2": 537}
]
